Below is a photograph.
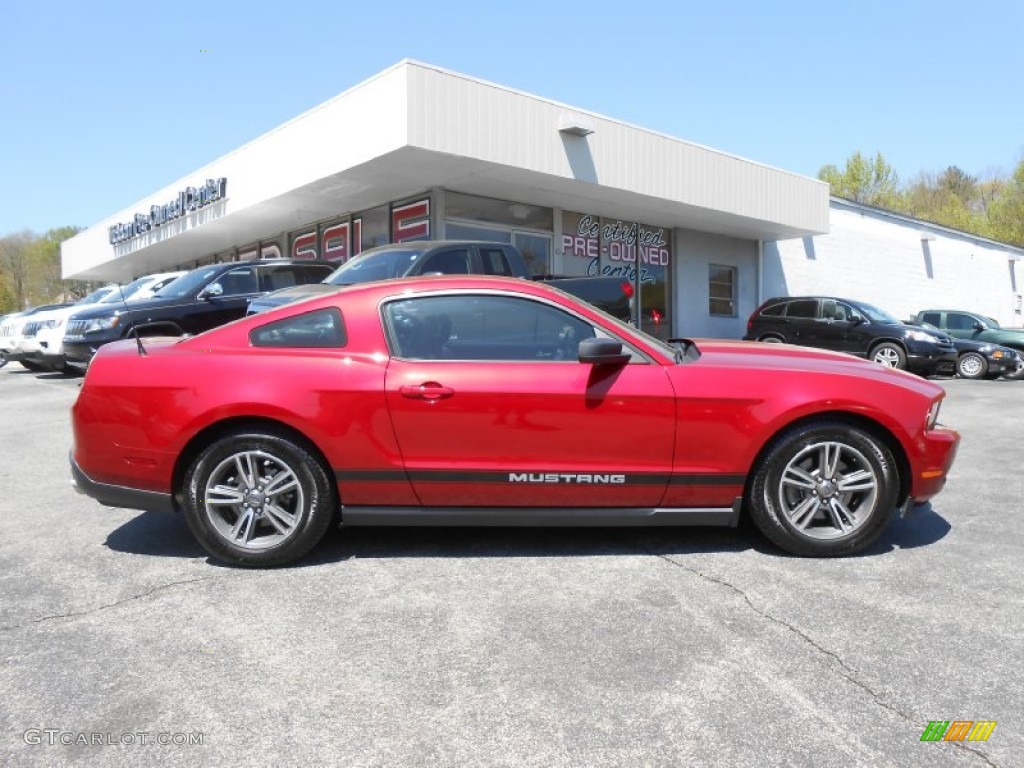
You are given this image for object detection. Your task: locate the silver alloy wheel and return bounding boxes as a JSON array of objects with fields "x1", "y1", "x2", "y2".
[
  {"x1": 872, "y1": 347, "x2": 902, "y2": 367},
  {"x1": 777, "y1": 440, "x2": 879, "y2": 540},
  {"x1": 202, "y1": 449, "x2": 305, "y2": 551},
  {"x1": 958, "y1": 353, "x2": 985, "y2": 378}
]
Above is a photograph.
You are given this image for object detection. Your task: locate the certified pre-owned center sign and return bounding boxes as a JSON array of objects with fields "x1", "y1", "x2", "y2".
[{"x1": 108, "y1": 178, "x2": 227, "y2": 245}]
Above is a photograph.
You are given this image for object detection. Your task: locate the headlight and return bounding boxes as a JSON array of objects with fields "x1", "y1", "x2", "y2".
[
  {"x1": 907, "y1": 330, "x2": 939, "y2": 342},
  {"x1": 925, "y1": 400, "x2": 942, "y2": 430},
  {"x1": 81, "y1": 316, "x2": 120, "y2": 333}
]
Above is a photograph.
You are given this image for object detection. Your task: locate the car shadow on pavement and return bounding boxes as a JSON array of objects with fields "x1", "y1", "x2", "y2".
[{"x1": 103, "y1": 503, "x2": 952, "y2": 567}]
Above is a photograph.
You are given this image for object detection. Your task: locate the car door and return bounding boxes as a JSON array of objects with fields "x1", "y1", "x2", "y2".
[
  {"x1": 183, "y1": 266, "x2": 261, "y2": 334},
  {"x1": 782, "y1": 299, "x2": 820, "y2": 345},
  {"x1": 816, "y1": 300, "x2": 865, "y2": 355},
  {"x1": 382, "y1": 293, "x2": 676, "y2": 508},
  {"x1": 944, "y1": 311, "x2": 984, "y2": 342}
]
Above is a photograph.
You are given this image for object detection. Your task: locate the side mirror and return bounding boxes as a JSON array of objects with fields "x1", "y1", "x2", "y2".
[
  {"x1": 849, "y1": 315, "x2": 865, "y2": 325},
  {"x1": 198, "y1": 283, "x2": 224, "y2": 300},
  {"x1": 973, "y1": 321, "x2": 986, "y2": 331},
  {"x1": 578, "y1": 337, "x2": 631, "y2": 366}
]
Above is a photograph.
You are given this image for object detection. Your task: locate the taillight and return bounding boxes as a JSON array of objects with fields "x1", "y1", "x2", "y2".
[{"x1": 620, "y1": 282, "x2": 634, "y2": 299}]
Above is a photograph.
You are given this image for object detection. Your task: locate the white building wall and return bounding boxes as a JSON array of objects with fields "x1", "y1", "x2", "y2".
[
  {"x1": 673, "y1": 229, "x2": 758, "y2": 339},
  {"x1": 764, "y1": 201, "x2": 1024, "y2": 327}
]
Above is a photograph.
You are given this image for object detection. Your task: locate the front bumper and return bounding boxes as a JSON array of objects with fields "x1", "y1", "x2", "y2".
[
  {"x1": 70, "y1": 453, "x2": 175, "y2": 513},
  {"x1": 909, "y1": 426, "x2": 960, "y2": 503}
]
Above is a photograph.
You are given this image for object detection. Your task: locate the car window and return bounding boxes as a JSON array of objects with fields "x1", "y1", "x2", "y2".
[
  {"x1": 384, "y1": 295, "x2": 599, "y2": 361},
  {"x1": 216, "y1": 268, "x2": 259, "y2": 296},
  {"x1": 418, "y1": 249, "x2": 470, "y2": 275},
  {"x1": 946, "y1": 313, "x2": 975, "y2": 331},
  {"x1": 821, "y1": 300, "x2": 850, "y2": 321},
  {"x1": 480, "y1": 247, "x2": 515, "y2": 276},
  {"x1": 920, "y1": 312, "x2": 941, "y2": 327},
  {"x1": 260, "y1": 265, "x2": 331, "y2": 291},
  {"x1": 250, "y1": 308, "x2": 346, "y2": 348},
  {"x1": 758, "y1": 303, "x2": 785, "y2": 317},
  {"x1": 784, "y1": 300, "x2": 818, "y2": 319}
]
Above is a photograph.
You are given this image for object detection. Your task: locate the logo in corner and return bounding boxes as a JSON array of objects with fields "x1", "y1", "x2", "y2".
[{"x1": 920, "y1": 720, "x2": 996, "y2": 742}]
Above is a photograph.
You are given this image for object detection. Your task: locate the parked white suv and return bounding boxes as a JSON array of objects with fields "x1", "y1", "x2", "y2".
[
  {"x1": 2, "y1": 304, "x2": 74, "y2": 371},
  {"x1": 25, "y1": 273, "x2": 186, "y2": 372}
]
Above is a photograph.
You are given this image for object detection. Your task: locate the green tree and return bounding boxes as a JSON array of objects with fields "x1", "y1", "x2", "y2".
[
  {"x1": 987, "y1": 160, "x2": 1024, "y2": 247},
  {"x1": 818, "y1": 151, "x2": 901, "y2": 207}
]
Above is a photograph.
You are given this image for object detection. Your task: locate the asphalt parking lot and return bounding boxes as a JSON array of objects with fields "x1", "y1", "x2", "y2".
[{"x1": 0, "y1": 366, "x2": 1020, "y2": 767}]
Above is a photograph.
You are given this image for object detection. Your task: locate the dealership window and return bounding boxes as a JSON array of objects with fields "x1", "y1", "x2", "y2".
[
  {"x1": 359, "y1": 205, "x2": 389, "y2": 252},
  {"x1": 709, "y1": 265, "x2": 737, "y2": 317},
  {"x1": 445, "y1": 192, "x2": 553, "y2": 231},
  {"x1": 560, "y1": 211, "x2": 671, "y2": 339}
]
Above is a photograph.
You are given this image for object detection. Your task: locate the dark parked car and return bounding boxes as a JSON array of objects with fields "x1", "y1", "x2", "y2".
[
  {"x1": 912, "y1": 309, "x2": 1024, "y2": 380},
  {"x1": 63, "y1": 260, "x2": 334, "y2": 368},
  {"x1": 246, "y1": 241, "x2": 634, "y2": 321},
  {"x1": 744, "y1": 296, "x2": 957, "y2": 376},
  {"x1": 914, "y1": 322, "x2": 1020, "y2": 380}
]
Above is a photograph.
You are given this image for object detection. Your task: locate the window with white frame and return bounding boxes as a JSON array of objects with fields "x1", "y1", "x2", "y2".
[{"x1": 709, "y1": 265, "x2": 737, "y2": 317}]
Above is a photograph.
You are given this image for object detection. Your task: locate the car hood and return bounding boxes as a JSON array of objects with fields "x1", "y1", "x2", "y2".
[
  {"x1": 693, "y1": 339, "x2": 945, "y2": 396},
  {"x1": 69, "y1": 295, "x2": 203, "y2": 320}
]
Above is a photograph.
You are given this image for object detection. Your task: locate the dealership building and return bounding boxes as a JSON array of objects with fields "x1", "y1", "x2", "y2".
[{"x1": 62, "y1": 60, "x2": 1024, "y2": 337}]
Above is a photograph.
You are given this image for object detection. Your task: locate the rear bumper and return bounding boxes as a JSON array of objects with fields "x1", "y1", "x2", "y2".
[{"x1": 70, "y1": 453, "x2": 175, "y2": 513}]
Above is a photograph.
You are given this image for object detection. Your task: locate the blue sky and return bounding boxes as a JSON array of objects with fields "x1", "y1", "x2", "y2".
[{"x1": 1, "y1": 0, "x2": 1021, "y2": 235}]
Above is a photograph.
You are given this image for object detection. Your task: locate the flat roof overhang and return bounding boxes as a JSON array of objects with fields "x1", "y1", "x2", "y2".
[{"x1": 63, "y1": 60, "x2": 830, "y2": 281}]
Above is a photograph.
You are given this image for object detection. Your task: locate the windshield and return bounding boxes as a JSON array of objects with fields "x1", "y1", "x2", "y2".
[
  {"x1": 154, "y1": 266, "x2": 224, "y2": 298},
  {"x1": 77, "y1": 286, "x2": 115, "y2": 305},
  {"x1": 98, "y1": 277, "x2": 150, "y2": 303},
  {"x1": 856, "y1": 302, "x2": 900, "y2": 324},
  {"x1": 325, "y1": 248, "x2": 426, "y2": 285},
  {"x1": 984, "y1": 316, "x2": 1001, "y2": 329}
]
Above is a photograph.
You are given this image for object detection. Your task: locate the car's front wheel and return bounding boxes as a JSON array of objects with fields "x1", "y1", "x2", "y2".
[
  {"x1": 1004, "y1": 355, "x2": 1024, "y2": 381},
  {"x1": 183, "y1": 431, "x2": 336, "y2": 567},
  {"x1": 956, "y1": 352, "x2": 987, "y2": 380},
  {"x1": 747, "y1": 422, "x2": 900, "y2": 556},
  {"x1": 870, "y1": 342, "x2": 906, "y2": 370}
]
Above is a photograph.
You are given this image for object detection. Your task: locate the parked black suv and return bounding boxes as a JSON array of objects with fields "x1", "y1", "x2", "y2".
[
  {"x1": 744, "y1": 296, "x2": 957, "y2": 375},
  {"x1": 63, "y1": 259, "x2": 334, "y2": 368}
]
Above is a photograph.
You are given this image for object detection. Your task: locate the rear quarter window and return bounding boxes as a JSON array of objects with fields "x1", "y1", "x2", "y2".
[{"x1": 249, "y1": 308, "x2": 346, "y2": 348}]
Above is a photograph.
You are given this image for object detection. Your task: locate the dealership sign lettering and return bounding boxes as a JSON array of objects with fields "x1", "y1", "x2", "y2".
[
  {"x1": 563, "y1": 214, "x2": 668, "y2": 284},
  {"x1": 108, "y1": 178, "x2": 228, "y2": 245}
]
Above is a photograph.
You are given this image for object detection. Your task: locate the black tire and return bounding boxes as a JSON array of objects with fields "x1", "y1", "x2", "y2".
[
  {"x1": 1004, "y1": 356, "x2": 1024, "y2": 381},
  {"x1": 956, "y1": 352, "x2": 987, "y2": 380},
  {"x1": 758, "y1": 335, "x2": 785, "y2": 343},
  {"x1": 20, "y1": 360, "x2": 46, "y2": 372},
  {"x1": 747, "y1": 422, "x2": 900, "y2": 557},
  {"x1": 869, "y1": 342, "x2": 906, "y2": 370},
  {"x1": 182, "y1": 431, "x2": 336, "y2": 567}
]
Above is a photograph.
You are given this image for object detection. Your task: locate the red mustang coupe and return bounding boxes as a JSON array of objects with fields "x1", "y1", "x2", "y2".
[{"x1": 71, "y1": 276, "x2": 959, "y2": 566}]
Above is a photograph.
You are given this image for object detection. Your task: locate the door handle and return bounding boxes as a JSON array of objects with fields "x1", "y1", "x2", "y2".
[{"x1": 399, "y1": 382, "x2": 454, "y2": 401}]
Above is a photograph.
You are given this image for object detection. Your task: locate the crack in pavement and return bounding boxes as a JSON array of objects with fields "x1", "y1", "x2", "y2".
[
  {"x1": 0, "y1": 575, "x2": 227, "y2": 633},
  {"x1": 652, "y1": 552, "x2": 1001, "y2": 768}
]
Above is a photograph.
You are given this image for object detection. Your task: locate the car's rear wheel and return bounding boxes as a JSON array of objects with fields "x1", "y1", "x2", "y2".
[
  {"x1": 758, "y1": 335, "x2": 785, "y2": 343},
  {"x1": 747, "y1": 422, "x2": 899, "y2": 556},
  {"x1": 870, "y1": 342, "x2": 906, "y2": 370},
  {"x1": 183, "y1": 431, "x2": 336, "y2": 567},
  {"x1": 956, "y1": 352, "x2": 987, "y2": 380}
]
